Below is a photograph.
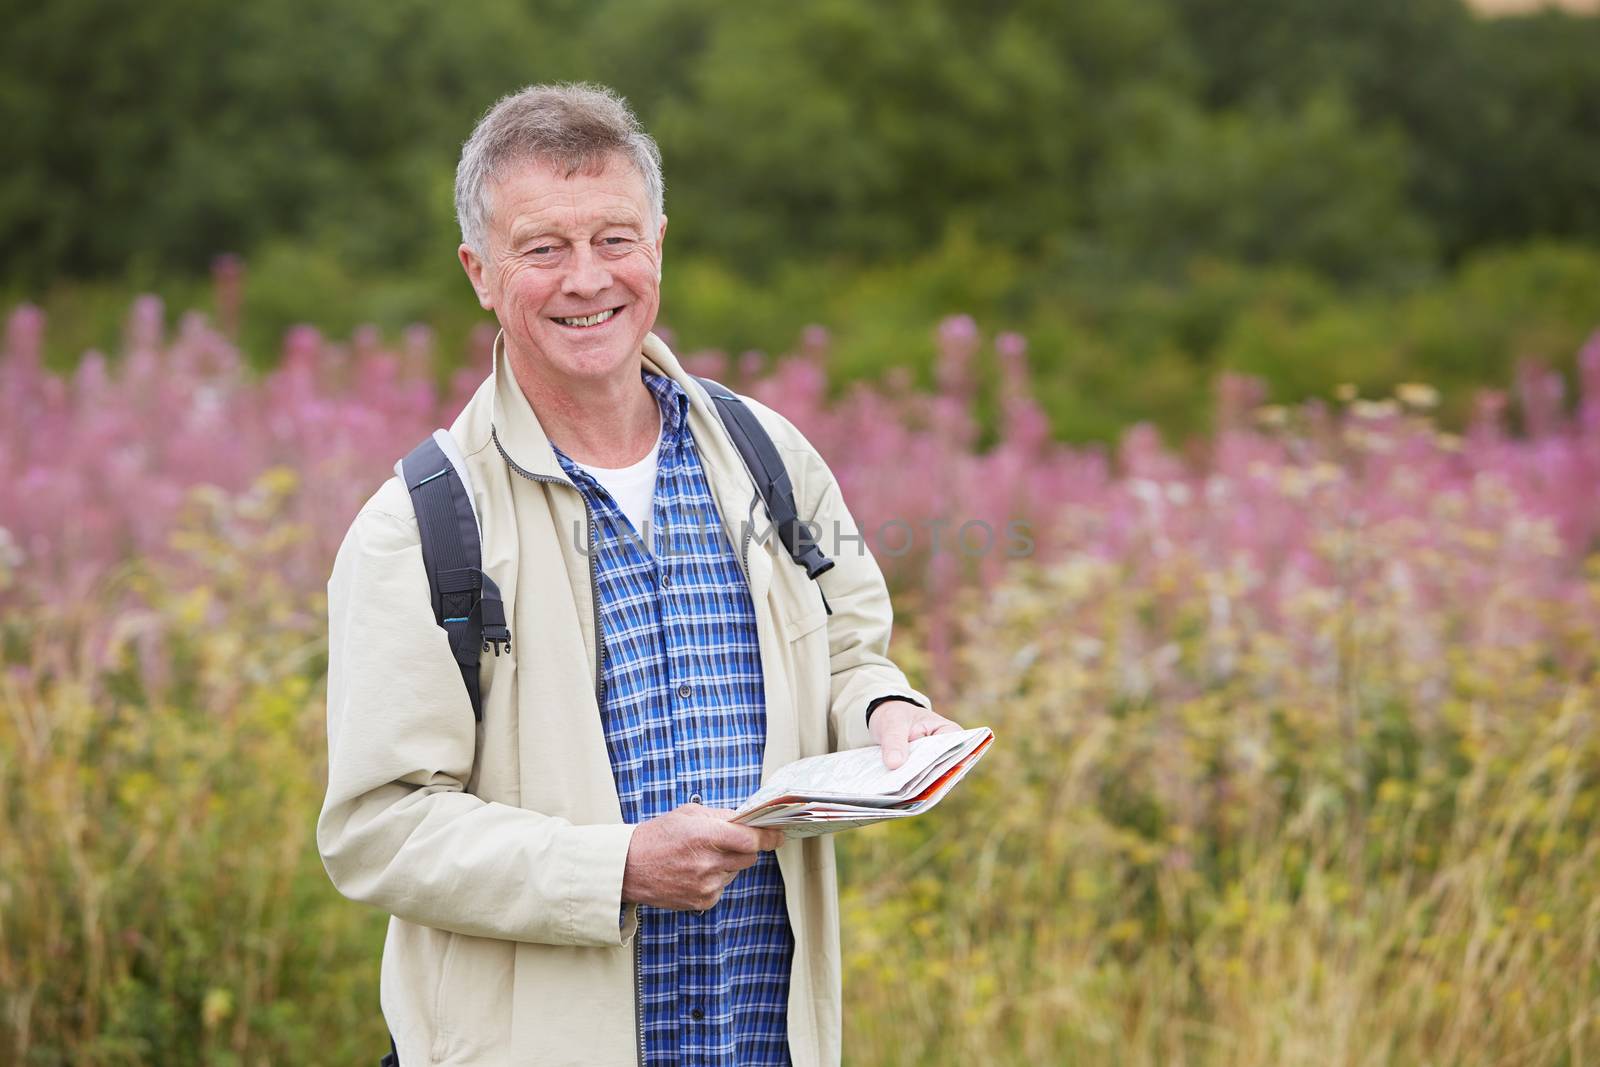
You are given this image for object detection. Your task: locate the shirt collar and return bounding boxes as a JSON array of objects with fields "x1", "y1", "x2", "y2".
[
  {"x1": 551, "y1": 371, "x2": 688, "y2": 473},
  {"x1": 642, "y1": 369, "x2": 691, "y2": 448},
  {"x1": 490, "y1": 330, "x2": 689, "y2": 482}
]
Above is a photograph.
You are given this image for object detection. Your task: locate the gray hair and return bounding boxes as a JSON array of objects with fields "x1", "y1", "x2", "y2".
[{"x1": 454, "y1": 83, "x2": 665, "y2": 255}]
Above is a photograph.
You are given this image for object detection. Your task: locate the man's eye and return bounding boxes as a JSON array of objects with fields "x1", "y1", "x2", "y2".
[
  {"x1": 602, "y1": 237, "x2": 629, "y2": 246},
  {"x1": 529, "y1": 245, "x2": 556, "y2": 256}
]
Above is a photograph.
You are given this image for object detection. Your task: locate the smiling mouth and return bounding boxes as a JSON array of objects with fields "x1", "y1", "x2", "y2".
[{"x1": 551, "y1": 307, "x2": 621, "y2": 328}]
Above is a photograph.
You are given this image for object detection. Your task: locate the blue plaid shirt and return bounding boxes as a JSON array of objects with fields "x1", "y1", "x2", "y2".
[{"x1": 552, "y1": 370, "x2": 793, "y2": 1067}]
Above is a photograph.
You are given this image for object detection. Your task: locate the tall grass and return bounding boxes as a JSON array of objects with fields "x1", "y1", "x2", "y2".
[
  {"x1": 2, "y1": 301, "x2": 1597, "y2": 1064},
  {"x1": 843, "y1": 543, "x2": 1600, "y2": 1065}
]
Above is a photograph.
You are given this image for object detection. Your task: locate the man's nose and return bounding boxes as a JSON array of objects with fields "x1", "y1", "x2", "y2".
[{"x1": 561, "y1": 244, "x2": 612, "y2": 299}]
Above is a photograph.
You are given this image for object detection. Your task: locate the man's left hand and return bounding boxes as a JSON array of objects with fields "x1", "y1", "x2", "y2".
[{"x1": 867, "y1": 699, "x2": 962, "y2": 770}]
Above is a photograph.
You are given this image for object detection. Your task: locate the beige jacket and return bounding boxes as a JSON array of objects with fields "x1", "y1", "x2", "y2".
[{"x1": 317, "y1": 332, "x2": 933, "y2": 1066}]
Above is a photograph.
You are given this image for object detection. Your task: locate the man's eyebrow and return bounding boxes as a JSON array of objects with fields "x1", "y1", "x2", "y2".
[{"x1": 509, "y1": 225, "x2": 560, "y2": 246}]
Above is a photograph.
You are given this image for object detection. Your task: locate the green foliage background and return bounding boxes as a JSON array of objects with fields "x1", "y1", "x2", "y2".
[
  {"x1": 6, "y1": 0, "x2": 1600, "y2": 440},
  {"x1": 7, "y1": 5, "x2": 1600, "y2": 1059}
]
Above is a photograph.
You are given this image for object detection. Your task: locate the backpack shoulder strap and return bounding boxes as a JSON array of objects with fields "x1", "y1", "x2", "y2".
[
  {"x1": 692, "y1": 376, "x2": 835, "y2": 583},
  {"x1": 398, "y1": 430, "x2": 510, "y2": 722}
]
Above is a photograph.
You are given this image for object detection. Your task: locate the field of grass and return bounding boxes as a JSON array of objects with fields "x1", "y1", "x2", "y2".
[{"x1": 2, "y1": 302, "x2": 1597, "y2": 1064}]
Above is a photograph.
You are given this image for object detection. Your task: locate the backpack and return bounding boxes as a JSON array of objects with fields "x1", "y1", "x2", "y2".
[{"x1": 396, "y1": 374, "x2": 834, "y2": 724}]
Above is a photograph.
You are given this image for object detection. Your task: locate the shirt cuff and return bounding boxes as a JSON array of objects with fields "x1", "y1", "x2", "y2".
[{"x1": 864, "y1": 694, "x2": 923, "y2": 728}]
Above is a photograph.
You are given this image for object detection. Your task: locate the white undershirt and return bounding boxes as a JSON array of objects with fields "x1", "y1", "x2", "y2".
[{"x1": 573, "y1": 413, "x2": 662, "y2": 554}]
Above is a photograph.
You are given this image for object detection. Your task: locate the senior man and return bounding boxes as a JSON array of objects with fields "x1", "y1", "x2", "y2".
[{"x1": 317, "y1": 83, "x2": 958, "y2": 1067}]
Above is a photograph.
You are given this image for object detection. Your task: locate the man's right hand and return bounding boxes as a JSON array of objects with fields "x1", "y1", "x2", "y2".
[{"x1": 621, "y1": 804, "x2": 785, "y2": 912}]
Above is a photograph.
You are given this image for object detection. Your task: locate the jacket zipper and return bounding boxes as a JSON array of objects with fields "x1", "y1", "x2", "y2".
[
  {"x1": 492, "y1": 428, "x2": 607, "y2": 701},
  {"x1": 634, "y1": 924, "x2": 646, "y2": 1066},
  {"x1": 740, "y1": 518, "x2": 753, "y2": 584},
  {"x1": 492, "y1": 427, "x2": 636, "y2": 1063}
]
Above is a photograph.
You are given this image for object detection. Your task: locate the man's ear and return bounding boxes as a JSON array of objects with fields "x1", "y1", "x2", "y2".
[
  {"x1": 655, "y1": 214, "x2": 668, "y2": 282},
  {"x1": 459, "y1": 243, "x2": 495, "y2": 310}
]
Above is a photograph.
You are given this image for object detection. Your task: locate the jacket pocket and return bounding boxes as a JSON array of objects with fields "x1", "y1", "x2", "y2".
[
  {"x1": 781, "y1": 601, "x2": 832, "y2": 759},
  {"x1": 431, "y1": 931, "x2": 515, "y2": 1059},
  {"x1": 784, "y1": 605, "x2": 828, "y2": 642}
]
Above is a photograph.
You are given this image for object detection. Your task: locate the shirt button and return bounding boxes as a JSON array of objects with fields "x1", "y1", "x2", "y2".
[
  {"x1": 690, "y1": 1009, "x2": 704, "y2": 1021},
  {"x1": 661, "y1": 571, "x2": 672, "y2": 587},
  {"x1": 677, "y1": 683, "x2": 693, "y2": 699},
  {"x1": 690, "y1": 792, "x2": 702, "y2": 805}
]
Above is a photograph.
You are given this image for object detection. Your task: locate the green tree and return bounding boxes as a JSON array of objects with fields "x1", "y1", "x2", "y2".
[
  {"x1": 1090, "y1": 89, "x2": 1434, "y2": 284},
  {"x1": 0, "y1": 0, "x2": 575, "y2": 284},
  {"x1": 643, "y1": 0, "x2": 1192, "y2": 273},
  {"x1": 1170, "y1": 0, "x2": 1600, "y2": 255}
]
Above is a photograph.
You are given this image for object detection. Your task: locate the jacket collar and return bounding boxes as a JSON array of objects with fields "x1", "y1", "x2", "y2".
[
  {"x1": 484, "y1": 326, "x2": 775, "y2": 634},
  {"x1": 488, "y1": 329, "x2": 753, "y2": 503}
]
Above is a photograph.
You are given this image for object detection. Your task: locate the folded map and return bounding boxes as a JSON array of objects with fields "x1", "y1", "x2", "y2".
[{"x1": 732, "y1": 726, "x2": 995, "y2": 838}]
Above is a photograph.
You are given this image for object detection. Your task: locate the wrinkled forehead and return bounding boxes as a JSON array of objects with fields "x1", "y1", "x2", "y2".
[{"x1": 484, "y1": 151, "x2": 654, "y2": 233}]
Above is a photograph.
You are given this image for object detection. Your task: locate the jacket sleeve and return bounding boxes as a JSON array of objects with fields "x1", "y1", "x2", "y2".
[
  {"x1": 316, "y1": 499, "x2": 636, "y2": 947},
  {"x1": 744, "y1": 405, "x2": 935, "y2": 754}
]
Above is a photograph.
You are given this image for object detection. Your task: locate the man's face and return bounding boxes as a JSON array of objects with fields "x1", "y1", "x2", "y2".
[{"x1": 459, "y1": 153, "x2": 666, "y2": 386}]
